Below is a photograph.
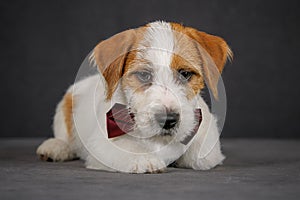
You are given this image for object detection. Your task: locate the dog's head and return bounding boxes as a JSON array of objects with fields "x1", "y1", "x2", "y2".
[{"x1": 92, "y1": 21, "x2": 232, "y2": 141}]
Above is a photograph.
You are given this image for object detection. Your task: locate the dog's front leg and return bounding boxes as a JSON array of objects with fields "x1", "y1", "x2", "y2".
[
  {"x1": 176, "y1": 114, "x2": 225, "y2": 170},
  {"x1": 86, "y1": 153, "x2": 166, "y2": 174},
  {"x1": 84, "y1": 136, "x2": 167, "y2": 173}
]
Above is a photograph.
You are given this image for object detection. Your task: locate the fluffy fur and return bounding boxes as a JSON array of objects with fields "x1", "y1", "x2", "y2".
[{"x1": 36, "y1": 21, "x2": 232, "y2": 173}]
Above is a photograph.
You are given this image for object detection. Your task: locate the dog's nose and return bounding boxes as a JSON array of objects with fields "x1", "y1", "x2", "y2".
[{"x1": 155, "y1": 112, "x2": 179, "y2": 129}]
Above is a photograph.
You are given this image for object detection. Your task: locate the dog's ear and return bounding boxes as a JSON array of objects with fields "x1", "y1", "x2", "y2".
[
  {"x1": 185, "y1": 28, "x2": 232, "y2": 99},
  {"x1": 92, "y1": 29, "x2": 137, "y2": 100}
]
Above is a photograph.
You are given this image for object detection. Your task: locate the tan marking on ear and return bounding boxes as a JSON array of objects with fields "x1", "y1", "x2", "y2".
[
  {"x1": 185, "y1": 27, "x2": 233, "y2": 73},
  {"x1": 171, "y1": 22, "x2": 233, "y2": 72},
  {"x1": 63, "y1": 93, "x2": 73, "y2": 138},
  {"x1": 170, "y1": 22, "x2": 233, "y2": 99},
  {"x1": 93, "y1": 27, "x2": 147, "y2": 100}
]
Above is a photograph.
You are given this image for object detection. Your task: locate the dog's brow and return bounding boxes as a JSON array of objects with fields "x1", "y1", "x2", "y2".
[
  {"x1": 134, "y1": 58, "x2": 153, "y2": 66},
  {"x1": 180, "y1": 65, "x2": 200, "y2": 74},
  {"x1": 133, "y1": 59, "x2": 155, "y2": 70}
]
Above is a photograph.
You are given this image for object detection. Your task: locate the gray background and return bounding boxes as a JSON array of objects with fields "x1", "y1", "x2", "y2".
[{"x1": 1, "y1": 0, "x2": 299, "y2": 138}]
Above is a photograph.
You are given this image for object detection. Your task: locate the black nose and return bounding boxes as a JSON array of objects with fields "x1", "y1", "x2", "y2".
[{"x1": 155, "y1": 112, "x2": 180, "y2": 129}]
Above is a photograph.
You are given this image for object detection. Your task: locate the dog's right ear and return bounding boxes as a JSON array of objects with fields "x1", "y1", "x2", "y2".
[
  {"x1": 184, "y1": 27, "x2": 232, "y2": 100},
  {"x1": 91, "y1": 29, "x2": 137, "y2": 100}
]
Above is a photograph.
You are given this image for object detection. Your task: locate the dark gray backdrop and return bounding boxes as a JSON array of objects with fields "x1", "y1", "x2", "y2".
[{"x1": 1, "y1": 0, "x2": 299, "y2": 138}]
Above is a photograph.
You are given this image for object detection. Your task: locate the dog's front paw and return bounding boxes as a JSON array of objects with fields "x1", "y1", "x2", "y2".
[
  {"x1": 126, "y1": 157, "x2": 166, "y2": 174},
  {"x1": 176, "y1": 145, "x2": 225, "y2": 170},
  {"x1": 36, "y1": 138, "x2": 76, "y2": 162},
  {"x1": 191, "y1": 151, "x2": 226, "y2": 170}
]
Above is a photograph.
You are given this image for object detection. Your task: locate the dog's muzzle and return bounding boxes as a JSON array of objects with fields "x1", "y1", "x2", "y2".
[{"x1": 106, "y1": 103, "x2": 202, "y2": 144}]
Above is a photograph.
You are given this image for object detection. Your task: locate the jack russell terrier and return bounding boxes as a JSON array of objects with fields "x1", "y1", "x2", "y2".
[{"x1": 37, "y1": 21, "x2": 232, "y2": 173}]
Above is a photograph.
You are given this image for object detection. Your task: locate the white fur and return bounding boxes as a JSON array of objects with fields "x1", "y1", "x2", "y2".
[
  {"x1": 36, "y1": 21, "x2": 225, "y2": 173},
  {"x1": 138, "y1": 21, "x2": 174, "y2": 68}
]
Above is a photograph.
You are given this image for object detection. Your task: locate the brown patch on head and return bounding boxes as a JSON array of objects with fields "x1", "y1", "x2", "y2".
[
  {"x1": 121, "y1": 55, "x2": 153, "y2": 94},
  {"x1": 170, "y1": 22, "x2": 186, "y2": 33},
  {"x1": 170, "y1": 22, "x2": 232, "y2": 99},
  {"x1": 92, "y1": 27, "x2": 146, "y2": 100},
  {"x1": 171, "y1": 54, "x2": 204, "y2": 99},
  {"x1": 63, "y1": 93, "x2": 73, "y2": 138}
]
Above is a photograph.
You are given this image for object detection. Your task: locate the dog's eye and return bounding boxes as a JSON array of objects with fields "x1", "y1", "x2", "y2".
[
  {"x1": 135, "y1": 71, "x2": 152, "y2": 83},
  {"x1": 178, "y1": 69, "x2": 193, "y2": 82}
]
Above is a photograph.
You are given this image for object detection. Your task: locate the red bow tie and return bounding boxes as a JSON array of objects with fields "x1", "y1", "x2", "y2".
[{"x1": 106, "y1": 103, "x2": 202, "y2": 144}]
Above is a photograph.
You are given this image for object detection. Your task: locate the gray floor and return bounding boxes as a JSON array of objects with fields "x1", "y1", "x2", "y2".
[{"x1": 0, "y1": 138, "x2": 299, "y2": 200}]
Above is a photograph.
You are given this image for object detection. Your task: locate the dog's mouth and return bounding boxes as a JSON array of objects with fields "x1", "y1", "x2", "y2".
[
  {"x1": 159, "y1": 129, "x2": 176, "y2": 136},
  {"x1": 128, "y1": 106, "x2": 182, "y2": 138},
  {"x1": 157, "y1": 119, "x2": 180, "y2": 136}
]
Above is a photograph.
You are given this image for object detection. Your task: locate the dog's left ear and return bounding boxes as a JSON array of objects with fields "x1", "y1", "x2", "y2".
[
  {"x1": 186, "y1": 28, "x2": 233, "y2": 99},
  {"x1": 92, "y1": 29, "x2": 137, "y2": 100}
]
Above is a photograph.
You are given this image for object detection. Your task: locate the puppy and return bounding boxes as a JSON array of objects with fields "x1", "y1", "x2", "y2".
[{"x1": 36, "y1": 21, "x2": 232, "y2": 173}]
